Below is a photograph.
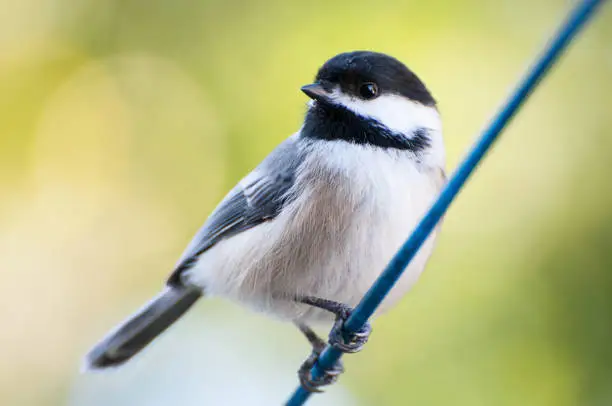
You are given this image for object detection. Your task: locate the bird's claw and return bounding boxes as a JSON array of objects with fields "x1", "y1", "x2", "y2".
[
  {"x1": 298, "y1": 347, "x2": 344, "y2": 393},
  {"x1": 328, "y1": 309, "x2": 372, "y2": 353}
]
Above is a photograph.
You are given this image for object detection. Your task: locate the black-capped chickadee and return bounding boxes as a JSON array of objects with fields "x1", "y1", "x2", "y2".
[{"x1": 85, "y1": 51, "x2": 446, "y2": 392}]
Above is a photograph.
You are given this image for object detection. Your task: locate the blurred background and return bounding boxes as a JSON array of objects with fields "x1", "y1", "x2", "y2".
[{"x1": 1, "y1": 0, "x2": 611, "y2": 405}]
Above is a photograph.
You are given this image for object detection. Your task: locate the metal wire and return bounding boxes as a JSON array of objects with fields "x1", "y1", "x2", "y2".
[{"x1": 285, "y1": 0, "x2": 607, "y2": 404}]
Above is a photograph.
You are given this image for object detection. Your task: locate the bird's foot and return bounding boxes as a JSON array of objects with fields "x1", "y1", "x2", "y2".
[
  {"x1": 298, "y1": 344, "x2": 344, "y2": 393},
  {"x1": 296, "y1": 296, "x2": 373, "y2": 354},
  {"x1": 328, "y1": 307, "x2": 372, "y2": 353}
]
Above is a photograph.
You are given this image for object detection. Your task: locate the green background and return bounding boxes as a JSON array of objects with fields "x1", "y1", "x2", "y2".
[{"x1": 1, "y1": 0, "x2": 611, "y2": 405}]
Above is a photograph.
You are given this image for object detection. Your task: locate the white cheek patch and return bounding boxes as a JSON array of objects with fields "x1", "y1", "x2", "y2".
[
  {"x1": 329, "y1": 91, "x2": 441, "y2": 136},
  {"x1": 320, "y1": 90, "x2": 445, "y2": 169}
]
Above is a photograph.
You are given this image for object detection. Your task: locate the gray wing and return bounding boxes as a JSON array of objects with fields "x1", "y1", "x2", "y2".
[{"x1": 168, "y1": 136, "x2": 303, "y2": 286}]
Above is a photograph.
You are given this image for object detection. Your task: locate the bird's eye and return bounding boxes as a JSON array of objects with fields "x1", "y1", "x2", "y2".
[{"x1": 359, "y1": 82, "x2": 379, "y2": 100}]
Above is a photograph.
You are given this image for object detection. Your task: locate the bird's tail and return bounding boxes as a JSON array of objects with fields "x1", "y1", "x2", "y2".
[{"x1": 84, "y1": 286, "x2": 202, "y2": 370}]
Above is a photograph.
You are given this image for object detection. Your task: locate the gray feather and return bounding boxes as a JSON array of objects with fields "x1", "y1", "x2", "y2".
[
  {"x1": 84, "y1": 287, "x2": 201, "y2": 369},
  {"x1": 168, "y1": 136, "x2": 304, "y2": 285}
]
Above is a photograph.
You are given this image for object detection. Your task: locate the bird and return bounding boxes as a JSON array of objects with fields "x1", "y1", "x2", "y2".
[{"x1": 84, "y1": 50, "x2": 446, "y2": 392}]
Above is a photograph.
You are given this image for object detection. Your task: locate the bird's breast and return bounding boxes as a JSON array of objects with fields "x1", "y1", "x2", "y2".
[
  {"x1": 193, "y1": 141, "x2": 444, "y2": 323},
  {"x1": 266, "y1": 142, "x2": 442, "y2": 320}
]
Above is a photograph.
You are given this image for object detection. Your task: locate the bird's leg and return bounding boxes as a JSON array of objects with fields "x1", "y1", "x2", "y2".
[
  {"x1": 295, "y1": 322, "x2": 344, "y2": 393},
  {"x1": 297, "y1": 296, "x2": 372, "y2": 354}
]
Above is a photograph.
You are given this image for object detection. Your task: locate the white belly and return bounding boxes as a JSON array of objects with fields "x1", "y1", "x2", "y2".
[{"x1": 187, "y1": 142, "x2": 443, "y2": 323}]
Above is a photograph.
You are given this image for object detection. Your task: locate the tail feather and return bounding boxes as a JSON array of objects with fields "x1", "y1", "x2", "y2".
[{"x1": 84, "y1": 286, "x2": 202, "y2": 370}]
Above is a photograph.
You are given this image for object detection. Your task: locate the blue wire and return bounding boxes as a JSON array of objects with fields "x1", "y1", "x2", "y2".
[{"x1": 286, "y1": 0, "x2": 607, "y2": 404}]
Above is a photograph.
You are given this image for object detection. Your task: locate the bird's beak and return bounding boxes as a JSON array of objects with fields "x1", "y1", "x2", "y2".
[{"x1": 301, "y1": 83, "x2": 331, "y2": 101}]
